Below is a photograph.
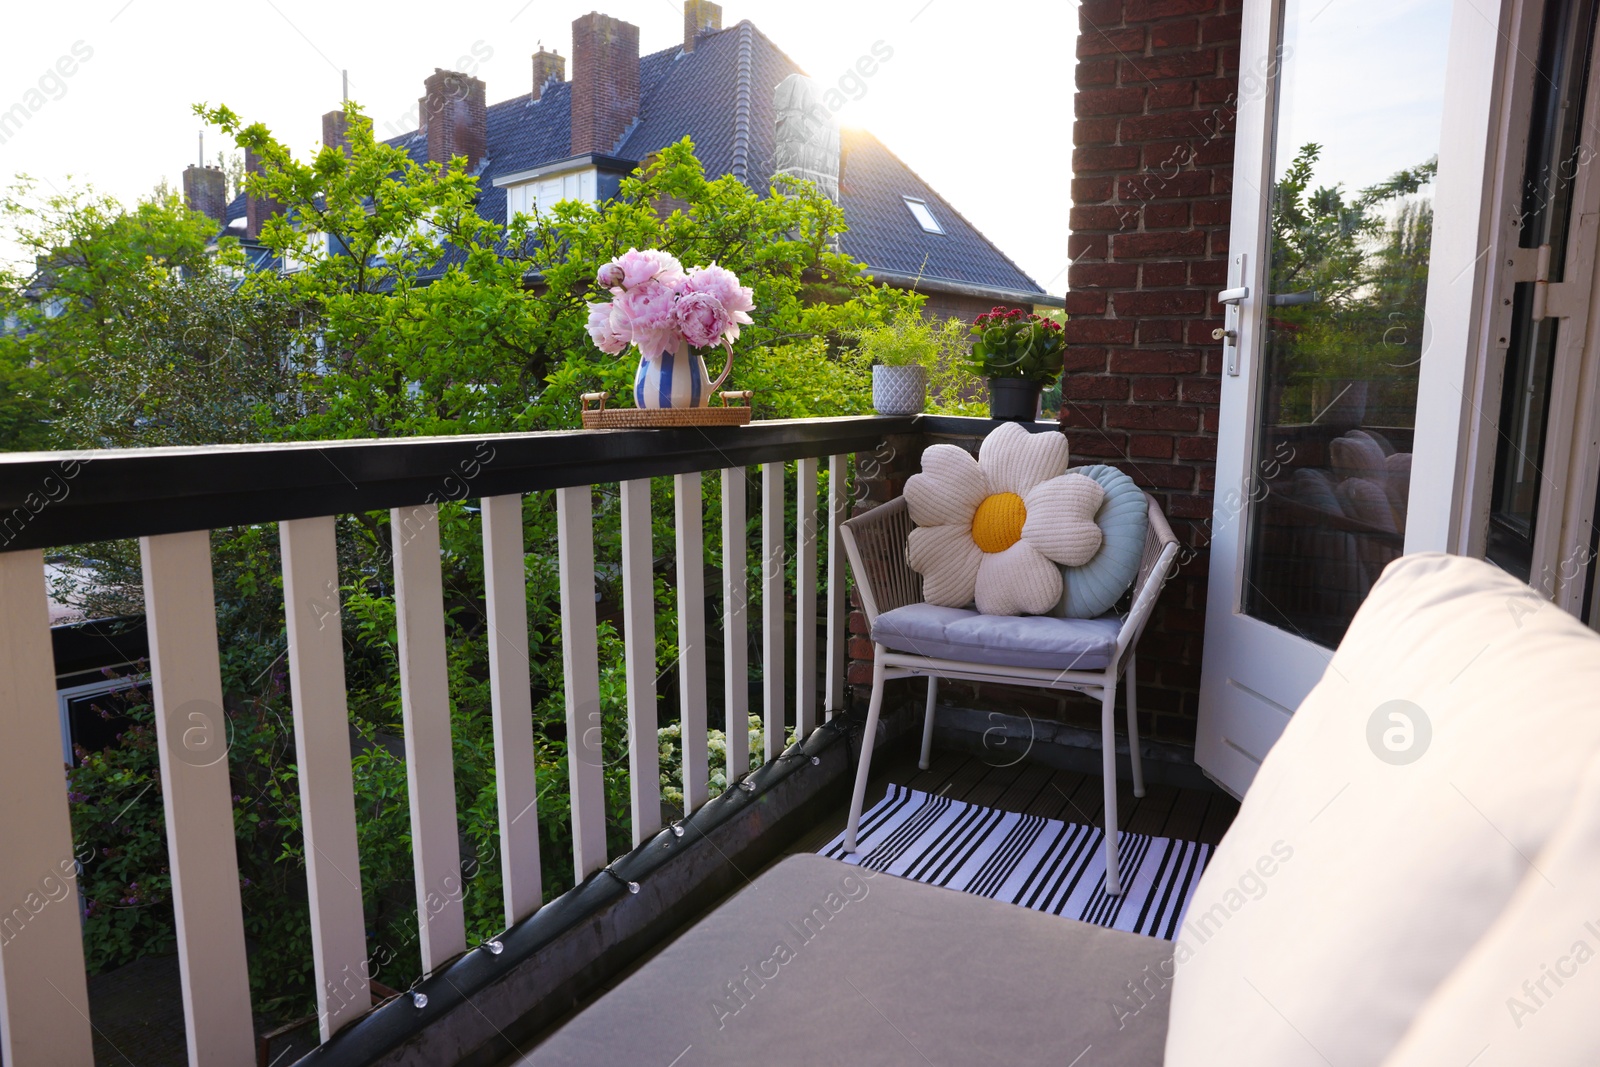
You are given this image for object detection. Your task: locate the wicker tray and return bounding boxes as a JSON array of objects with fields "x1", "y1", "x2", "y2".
[{"x1": 579, "y1": 391, "x2": 753, "y2": 429}]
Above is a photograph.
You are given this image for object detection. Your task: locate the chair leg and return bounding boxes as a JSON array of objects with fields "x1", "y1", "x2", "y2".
[
  {"x1": 919, "y1": 676, "x2": 938, "y2": 771},
  {"x1": 843, "y1": 646, "x2": 889, "y2": 854},
  {"x1": 1126, "y1": 653, "x2": 1145, "y2": 799},
  {"x1": 1101, "y1": 684, "x2": 1122, "y2": 896}
]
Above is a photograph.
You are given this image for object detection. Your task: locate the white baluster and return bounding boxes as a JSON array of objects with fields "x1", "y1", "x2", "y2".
[
  {"x1": 720, "y1": 468, "x2": 749, "y2": 782},
  {"x1": 141, "y1": 531, "x2": 255, "y2": 1066},
  {"x1": 280, "y1": 517, "x2": 369, "y2": 1040},
  {"x1": 762, "y1": 463, "x2": 786, "y2": 761},
  {"x1": 557, "y1": 487, "x2": 608, "y2": 879},
  {"x1": 481, "y1": 496, "x2": 542, "y2": 925},
  {"x1": 391, "y1": 505, "x2": 467, "y2": 972},
  {"x1": 825, "y1": 454, "x2": 848, "y2": 720},
  {"x1": 0, "y1": 549, "x2": 94, "y2": 1066},
  {"x1": 677, "y1": 472, "x2": 710, "y2": 813},
  {"x1": 794, "y1": 457, "x2": 818, "y2": 741},
  {"x1": 619, "y1": 480, "x2": 661, "y2": 844}
]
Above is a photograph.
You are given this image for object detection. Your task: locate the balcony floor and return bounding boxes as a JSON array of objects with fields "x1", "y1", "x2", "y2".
[{"x1": 513, "y1": 743, "x2": 1238, "y2": 1062}]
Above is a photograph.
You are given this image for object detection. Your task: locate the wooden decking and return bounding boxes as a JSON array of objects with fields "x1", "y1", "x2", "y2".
[{"x1": 774, "y1": 745, "x2": 1240, "y2": 864}]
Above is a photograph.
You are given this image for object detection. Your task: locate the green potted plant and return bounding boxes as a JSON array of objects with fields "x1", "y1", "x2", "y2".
[
  {"x1": 965, "y1": 307, "x2": 1066, "y2": 420},
  {"x1": 855, "y1": 310, "x2": 975, "y2": 416}
]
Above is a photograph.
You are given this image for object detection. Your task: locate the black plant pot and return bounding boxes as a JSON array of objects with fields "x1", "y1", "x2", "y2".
[{"x1": 988, "y1": 377, "x2": 1043, "y2": 421}]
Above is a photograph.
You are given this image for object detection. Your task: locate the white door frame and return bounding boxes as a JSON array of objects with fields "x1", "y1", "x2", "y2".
[{"x1": 1197, "y1": 0, "x2": 1515, "y2": 798}]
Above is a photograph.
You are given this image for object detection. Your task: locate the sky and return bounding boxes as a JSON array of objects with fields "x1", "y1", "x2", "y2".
[{"x1": 0, "y1": 0, "x2": 1075, "y2": 294}]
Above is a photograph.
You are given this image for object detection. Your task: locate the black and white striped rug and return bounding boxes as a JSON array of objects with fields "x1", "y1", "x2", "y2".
[{"x1": 819, "y1": 784, "x2": 1212, "y2": 940}]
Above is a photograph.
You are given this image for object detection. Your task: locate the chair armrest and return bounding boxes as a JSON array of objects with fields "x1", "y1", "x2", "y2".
[
  {"x1": 1114, "y1": 493, "x2": 1180, "y2": 668},
  {"x1": 840, "y1": 496, "x2": 922, "y2": 628}
]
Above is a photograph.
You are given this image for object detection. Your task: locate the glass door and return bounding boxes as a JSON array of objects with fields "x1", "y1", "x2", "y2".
[{"x1": 1197, "y1": 0, "x2": 1455, "y2": 796}]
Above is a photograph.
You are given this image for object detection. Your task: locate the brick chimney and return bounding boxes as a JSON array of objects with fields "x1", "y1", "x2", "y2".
[
  {"x1": 570, "y1": 12, "x2": 640, "y2": 156},
  {"x1": 532, "y1": 46, "x2": 565, "y2": 101},
  {"x1": 322, "y1": 108, "x2": 350, "y2": 156},
  {"x1": 683, "y1": 0, "x2": 722, "y2": 52},
  {"x1": 182, "y1": 164, "x2": 227, "y2": 225},
  {"x1": 419, "y1": 68, "x2": 487, "y2": 171},
  {"x1": 244, "y1": 147, "x2": 283, "y2": 241}
]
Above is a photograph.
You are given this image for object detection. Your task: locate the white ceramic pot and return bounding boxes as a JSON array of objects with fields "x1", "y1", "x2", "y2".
[{"x1": 872, "y1": 365, "x2": 928, "y2": 416}]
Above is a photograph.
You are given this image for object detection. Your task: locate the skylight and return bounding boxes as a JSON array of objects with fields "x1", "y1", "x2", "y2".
[{"x1": 903, "y1": 197, "x2": 945, "y2": 234}]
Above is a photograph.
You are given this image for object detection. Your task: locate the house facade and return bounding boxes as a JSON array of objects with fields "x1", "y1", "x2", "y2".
[{"x1": 181, "y1": 2, "x2": 1057, "y2": 319}]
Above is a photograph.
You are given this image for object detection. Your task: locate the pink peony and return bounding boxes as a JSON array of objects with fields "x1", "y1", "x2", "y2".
[
  {"x1": 585, "y1": 301, "x2": 629, "y2": 355},
  {"x1": 674, "y1": 291, "x2": 733, "y2": 349},
  {"x1": 603, "y1": 247, "x2": 686, "y2": 291},
  {"x1": 612, "y1": 279, "x2": 679, "y2": 359},
  {"x1": 681, "y1": 263, "x2": 755, "y2": 341}
]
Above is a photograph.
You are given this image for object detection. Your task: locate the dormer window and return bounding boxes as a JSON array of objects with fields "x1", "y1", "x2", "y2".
[{"x1": 903, "y1": 197, "x2": 944, "y2": 234}]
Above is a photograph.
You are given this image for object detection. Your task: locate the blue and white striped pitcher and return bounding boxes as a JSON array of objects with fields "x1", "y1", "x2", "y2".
[{"x1": 633, "y1": 341, "x2": 733, "y2": 409}]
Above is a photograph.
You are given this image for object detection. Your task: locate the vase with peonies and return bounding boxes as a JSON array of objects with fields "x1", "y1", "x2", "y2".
[{"x1": 585, "y1": 249, "x2": 755, "y2": 409}]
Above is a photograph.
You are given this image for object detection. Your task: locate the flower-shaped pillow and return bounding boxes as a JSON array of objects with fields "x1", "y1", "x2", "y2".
[{"x1": 904, "y1": 422, "x2": 1104, "y2": 616}]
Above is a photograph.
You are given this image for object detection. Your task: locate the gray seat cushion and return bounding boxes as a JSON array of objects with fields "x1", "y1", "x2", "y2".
[
  {"x1": 873, "y1": 602, "x2": 1123, "y2": 671},
  {"x1": 532, "y1": 853, "x2": 1171, "y2": 1066}
]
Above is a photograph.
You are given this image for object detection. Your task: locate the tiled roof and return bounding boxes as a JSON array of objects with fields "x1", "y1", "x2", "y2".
[{"x1": 223, "y1": 19, "x2": 1049, "y2": 301}]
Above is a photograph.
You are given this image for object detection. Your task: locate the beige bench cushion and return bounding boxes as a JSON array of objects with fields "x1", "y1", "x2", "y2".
[{"x1": 1166, "y1": 553, "x2": 1600, "y2": 1066}]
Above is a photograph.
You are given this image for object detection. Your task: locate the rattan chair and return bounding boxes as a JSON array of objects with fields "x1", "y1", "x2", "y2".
[{"x1": 838, "y1": 492, "x2": 1180, "y2": 895}]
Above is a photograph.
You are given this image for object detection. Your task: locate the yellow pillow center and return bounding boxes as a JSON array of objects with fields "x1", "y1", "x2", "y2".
[{"x1": 971, "y1": 492, "x2": 1027, "y2": 553}]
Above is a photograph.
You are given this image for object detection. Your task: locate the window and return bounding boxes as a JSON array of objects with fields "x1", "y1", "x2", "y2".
[
  {"x1": 903, "y1": 197, "x2": 944, "y2": 234},
  {"x1": 506, "y1": 168, "x2": 599, "y2": 220}
]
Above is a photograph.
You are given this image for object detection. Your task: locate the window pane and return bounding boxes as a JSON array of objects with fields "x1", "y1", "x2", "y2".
[{"x1": 1240, "y1": 0, "x2": 1452, "y2": 647}]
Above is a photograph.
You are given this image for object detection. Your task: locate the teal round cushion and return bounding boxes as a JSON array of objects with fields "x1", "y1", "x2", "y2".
[{"x1": 1053, "y1": 464, "x2": 1148, "y2": 619}]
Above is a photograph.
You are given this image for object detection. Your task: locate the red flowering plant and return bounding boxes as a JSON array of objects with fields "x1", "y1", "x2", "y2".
[{"x1": 964, "y1": 307, "x2": 1066, "y2": 384}]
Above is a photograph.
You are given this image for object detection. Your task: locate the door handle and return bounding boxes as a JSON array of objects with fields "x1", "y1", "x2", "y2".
[{"x1": 1217, "y1": 286, "x2": 1250, "y2": 305}]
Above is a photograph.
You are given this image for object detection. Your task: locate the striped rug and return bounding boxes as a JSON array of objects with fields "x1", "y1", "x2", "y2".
[{"x1": 819, "y1": 784, "x2": 1211, "y2": 940}]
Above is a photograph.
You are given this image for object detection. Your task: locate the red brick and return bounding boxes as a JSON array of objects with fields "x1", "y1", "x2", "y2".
[
  {"x1": 1077, "y1": 57, "x2": 1118, "y2": 88},
  {"x1": 1196, "y1": 79, "x2": 1237, "y2": 105},
  {"x1": 1138, "y1": 319, "x2": 1184, "y2": 343},
  {"x1": 1069, "y1": 262, "x2": 1138, "y2": 288},
  {"x1": 1201, "y1": 407, "x2": 1220, "y2": 432},
  {"x1": 1182, "y1": 377, "x2": 1221, "y2": 404},
  {"x1": 1116, "y1": 289, "x2": 1207, "y2": 316},
  {"x1": 1110, "y1": 349, "x2": 1203, "y2": 374},
  {"x1": 1133, "y1": 462, "x2": 1198, "y2": 489},
  {"x1": 847, "y1": 661, "x2": 873, "y2": 685},
  {"x1": 1073, "y1": 176, "x2": 1115, "y2": 203},
  {"x1": 848, "y1": 609, "x2": 870, "y2": 635},
  {"x1": 1106, "y1": 404, "x2": 1199, "y2": 431},
  {"x1": 1141, "y1": 261, "x2": 1188, "y2": 287},
  {"x1": 1165, "y1": 493, "x2": 1212, "y2": 519},
  {"x1": 1062, "y1": 290, "x2": 1109, "y2": 315},
  {"x1": 1189, "y1": 260, "x2": 1228, "y2": 285},
  {"x1": 1112, "y1": 230, "x2": 1206, "y2": 258},
  {"x1": 1064, "y1": 319, "x2": 1135, "y2": 345},
  {"x1": 1121, "y1": 111, "x2": 1214, "y2": 141},
  {"x1": 1150, "y1": 18, "x2": 1200, "y2": 48},
  {"x1": 1068, "y1": 233, "x2": 1109, "y2": 261},
  {"x1": 1065, "y1": 346, "x2": 1109, "y2": 373},
  {"x1": 1065, "y1": 430, "x2": 1128, "y2": 458},
  {"x1": 1075, "y1": 144, "x2": 1142, "y2": 172},
  {"x1": 1071, "y1": 204, "x2": 1129, "y2": 231},
  {"x1": 1219, "y1": 45, "x2": 1241, "y2": 72},
  {"x1": 1128, "y1": 433, "x2": 1175, "y2": 458},
  {"x1": 1076, "y1": 87, "x2": 1148, "y2": 117},
  {"x1": 1059, "y1": 402, "x2": 1105, "y2": 429},
  {"x1": 1148, "y1": 83, "x2": 1196, "y2": 109},
  {"x1": 1202, "y1": 12, "x2": 1241, "y2": 41},
  {"x1": 1131, "y1": 376, "x2": 1178, "y2": 401},
  {"x1": 1079, "y1": 26, "x2": 1146, "y2": 57},
  {"x1": 1075, "y1": 117, "x2": 1121, "y2": 145},
  {"x1": 1177, "y1": 436, "x2": 1217, "y2": 461},
  {"x1": 1127, "y1": 0, "x2": 1219, "y2": 20},
  {"x1": 1143, "y1": 202, "x2": 1191, "y2": 228},
  {"x1": 1192, "y1": 197, "x2": 1231, "y2": 226},
  {"x1": 847, "y1": 636, "x2": 874, "y2": 660},
  {"x1": 1131, "y1": 50, "x2": 1218, "y2": 81},
  {"x1": 1193, "y1": 139, "x2": 1235, "y2": 166},
  {"x1": 1185, "y1": 319, "x2": 1224, "y2": 345},
  {"x1": 1079, "y1": 0, "x2": 1126, "y2": 26},
  {"x1": 1063, "y1": 374, "x2": 1130, "y2": 399},
  {"x1": 1119, "y1": 171, "x2": 1211, "y2": 199}
]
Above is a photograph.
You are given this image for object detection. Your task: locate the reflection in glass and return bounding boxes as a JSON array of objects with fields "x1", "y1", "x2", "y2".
[{"x1": 1240, "y1": 0, "x2": 1451, "y2": 647}]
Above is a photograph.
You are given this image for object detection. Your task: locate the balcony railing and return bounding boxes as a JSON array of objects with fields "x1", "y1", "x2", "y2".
[{"x1": 0, "y1": 414, "x2": 1006, "y2": 1065}]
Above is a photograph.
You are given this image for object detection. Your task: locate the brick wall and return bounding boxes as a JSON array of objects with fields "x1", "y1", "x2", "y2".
[{"x1": 1062, "y1": 0, "x2": 1242, "y2": 743}]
